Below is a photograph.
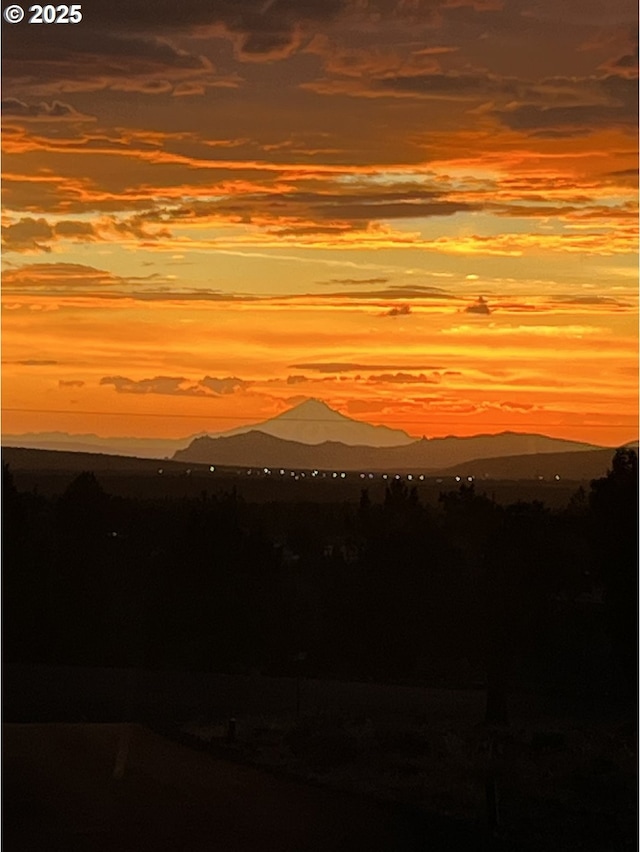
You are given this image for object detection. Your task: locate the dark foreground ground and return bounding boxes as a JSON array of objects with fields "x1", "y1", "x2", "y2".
[
  {"x1": 3, "y1": 668, "x2": 636, "y2": 851},
  {"x1": 3, "y1": 723, "x2": 483, "y2": 852}
]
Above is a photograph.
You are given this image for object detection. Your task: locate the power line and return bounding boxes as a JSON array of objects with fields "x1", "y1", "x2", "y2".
[{"x1": 1, "y1": 407, "x2": 635, "y2": 430}]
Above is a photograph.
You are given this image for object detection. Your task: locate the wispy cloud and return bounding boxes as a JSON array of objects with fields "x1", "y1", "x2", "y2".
[
  {"x1": 291, "y1": 362, "x2": 441, "y2": 373},
  {"x1": 100, "y1": 375, "x2": 251, "y2": 396},
  {"x1": 367, "y1": 372, "x2": 440, "y2": 384},
  {"x1": 382, "y1": 304, "x2": 411, "y2": 317},
  {"x1": 551, "y1": 295, "x2": 633, "y2": 307},
  {"x1": 1, "y1": 98, "x2": 95, "y2": 121},
  {"x1": 465, "y1": 296, "x2": 492, "y2": 315},
  {"x1": 4, "y1": 359, "x2": 59, "y2": 366},
  {"x1": 320, "y1": 277, "x2": 390, "y2": 286}
]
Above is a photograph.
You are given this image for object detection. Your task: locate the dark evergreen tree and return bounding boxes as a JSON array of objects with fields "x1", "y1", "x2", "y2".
[{"x1": 589, "y1": 448, "x2": 638, "y2": 693}]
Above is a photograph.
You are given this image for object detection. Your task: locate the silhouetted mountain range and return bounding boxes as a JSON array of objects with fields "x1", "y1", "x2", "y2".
[
  {"x1": 0, "y1": 431, "x2": 193, "y2": 459},
  {"x1": 1, "y1": 446, "x2": 192, "y2": 473},
  {"x1": 4, "y1": 399, "x2": 618, "y2": 474},
  {"x1": 174, "y1": 428, "x2": 602, "y2": 472},
  {"x1": 213, "y1": 399, "x2": 415, "y2": 447},
  {"x1": 0, "y1": 400, "x2": 412, "y2": 458},
  {"x1": 435, "y1": 447, "x2": 637, "y2": 481}
]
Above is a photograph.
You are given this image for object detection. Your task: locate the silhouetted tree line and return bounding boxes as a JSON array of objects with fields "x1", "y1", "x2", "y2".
[{"x1": 2, "y1": 450, "x2": 637, "y2": 700}]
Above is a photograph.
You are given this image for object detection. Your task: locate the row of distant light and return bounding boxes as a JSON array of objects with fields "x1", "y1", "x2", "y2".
[{"x1": 156, "y1": 467, "x2": 562, "y2": 482}]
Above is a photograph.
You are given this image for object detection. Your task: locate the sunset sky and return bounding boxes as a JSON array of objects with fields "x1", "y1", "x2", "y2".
[{"x1": 2, "y1": 0, "x2": 638, "y2": 445}]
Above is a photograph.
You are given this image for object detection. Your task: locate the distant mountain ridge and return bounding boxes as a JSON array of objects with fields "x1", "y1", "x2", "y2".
[
  {"x1": 1, "y1": 431, "x2": 194, "y2": 459},
  {"x1": 4, "y1": 399, "x2": 611, "y2": 468},
  {"x1": 0, "y1": 399, "x2": 413, "y2": 458},
  {"x1": 436, "y1": 447, "x2": 631, "y2": 481},
  {"x1": 174, "y1": 428, "x2": 603, "y2": 472},
  {"x1": 212, "y1": 398, "x2": 415, "y2": 447}
]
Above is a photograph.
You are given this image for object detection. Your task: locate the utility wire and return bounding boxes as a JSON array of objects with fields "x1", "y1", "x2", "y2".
[{"x1": 1, "y1": 407, "x2": 635, "y2": 430}]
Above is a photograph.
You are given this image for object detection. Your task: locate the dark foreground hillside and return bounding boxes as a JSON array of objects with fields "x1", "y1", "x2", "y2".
[
  {"x1": 2, "y1": 445, "x2": 596, "y2": 507},
  {"x1": 4, "y1": 723, "x2": 453, "y2": 852},
  {"x1": 2, "y1": 449, "x2": 637, "y2": 851},
  {"x1": 3, "y1": 679, "x2": 635, "y2": 852}
]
